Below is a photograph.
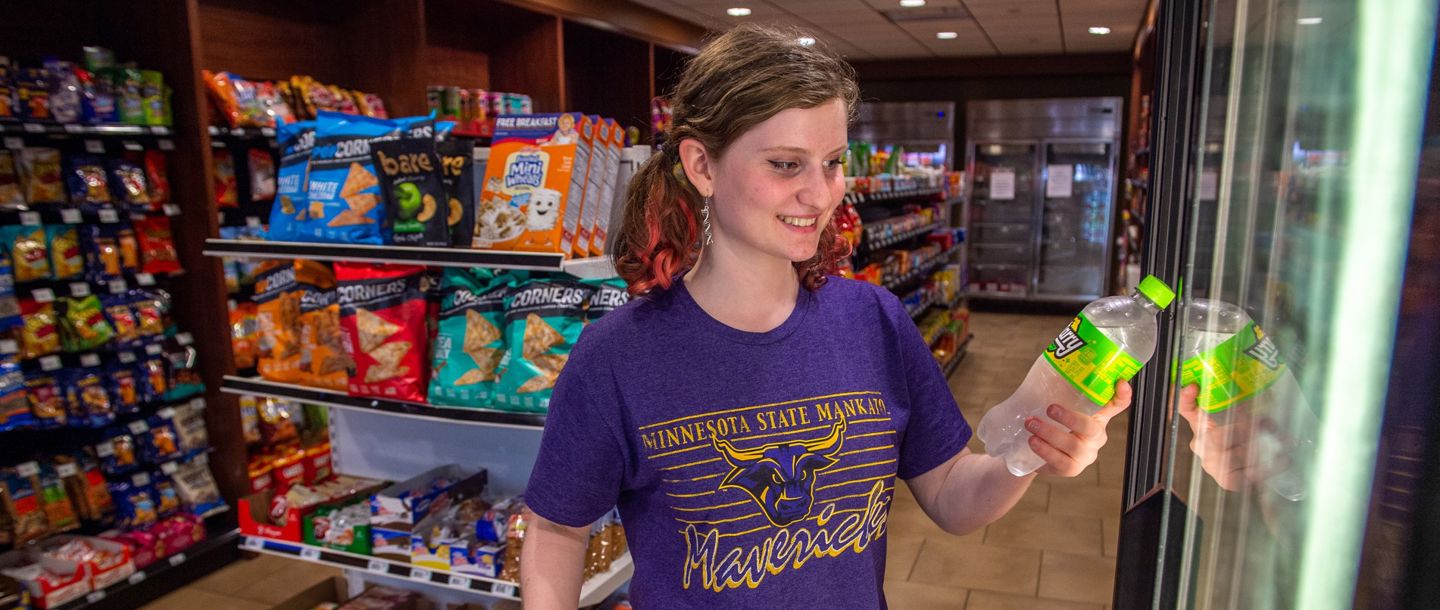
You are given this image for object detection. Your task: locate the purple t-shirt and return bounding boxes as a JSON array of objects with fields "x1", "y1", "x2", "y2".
[{"x1": 526, "y1": 276, "x2": 970, "y2": 608}]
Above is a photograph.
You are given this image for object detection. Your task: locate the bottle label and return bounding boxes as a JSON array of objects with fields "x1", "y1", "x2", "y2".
[
  {"x1": 1043, "y1": 314, "x2": 1142, "y2": 405},
  {"x1": 1180, "y1": 321, "x2": 1286, "y2": 413}
]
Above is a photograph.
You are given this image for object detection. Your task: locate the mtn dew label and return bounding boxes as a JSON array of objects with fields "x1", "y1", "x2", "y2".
[
  {"x1": 1044, "y1": 314, "x2": 1141, "y2": 405},
  {"x1": 1180, "y1": 322, "x2": 1286, "y2": 413}
]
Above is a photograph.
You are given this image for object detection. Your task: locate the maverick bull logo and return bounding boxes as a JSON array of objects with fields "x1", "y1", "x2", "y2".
[{"x1": 712, "y1": 420, "x2": 846, "y2": 527}]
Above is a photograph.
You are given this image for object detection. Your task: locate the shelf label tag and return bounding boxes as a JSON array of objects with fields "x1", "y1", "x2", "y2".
[
  {"x1": 56, "y1": 463, "x2": 78, "y2": 477},
  {"x1": 109, "y1": 279, "x2": 128, "y2": 294},
  {"x1": 132, "y1": 472, "x2": 151, "y2": 487},
  {"x1": 129, "y1": 420, "x2": 150, "y2": 434},
  {"x1": 161, "y1": 461, "x2": 179, "y2": 475},
  {"x1": 23, "y1": 123, "x2": 45, "y2": 133},
  {"x1": 158, "y1": 407, "x2": 178, "y2": 419},
  {"x1": 244, "y1": 537, "x2": 265, "y2": 551},
  {"x1": 300, "y1": 547, "x2": 322, "y2": 561},
  {"x1": 85, "y1": 139, "x2": 105, "y2": 154},
  {"x1": 4, "y1": 137, "x2": 22, "y2": 149},
  {"x1": 39, "y1": 355, "x2": 61, "y2": 371},
  {"x1": 16, "y1": 462, "x2": 39, "y2": 477},
  {"x1": 492, "y1": 583, "x2": 516, "y2": 597},
  {"x1": 367, "y1": 559, "x2": 387, "y2": 573},
  {"x1": 146, "y1": 343, "x2": 163, "y2": 355},
  {"x1": 409, "y1": 568, "x2": 431, "y2": 582},
  {"x1": 86, "y1": 591, "x2": 107, "y2": 603},
  {"x1": 123, "y1": 140, "x2": 144, "y2": 152},
  {"x1": 99, "y1": 208, "x2": 120, "y2": 223},
  {"x1": 159, "y1": 139, "x2": 175, "y2": 151},
  {"x1": 448, "y1": 574, "x2": 471, "y2": 588},
  {"x1": 96, "y1": 442, "x2": 115, "y2": 458},
  {"x1": 163, "y1": 204, "x2": 181, "y2": 217},
  {"x1": 20, "y1": 211, "x2": 41, "y2": 226},
  {"x1": 128, "y1": 571, "x2": 148, "y2": 585},
  {"x1": 32, "y1": 288, "x2": 54, "y2": 302},
  {"x1": 0, "y1": 340, "x2": 15, "y2": 355},
  {"x1": 60, "y1": 208, "x2": 82, "y2": 224},
  {"x1": 176, "y1": 332, "x2": 194, "y2": 346},
  {"x1": 118, "y1": 351, "x2": 137, "y2": 364},
  {"x1": 70, "y1": 282, "x2": 91, "y2": 297},
  {"x1": 169, "y1": 553, "x2": 186, "y2": 567},
  {"x1": 136, "y1": 273, "x2": 156, "y2": 286},
  {"x1": 80, "y1": 353, "x2": 100, "y2": 367},
  {"x1": 246, "y1": 216, "x2": 262, "y2": 229},
  {"x1": 64, "y1": 124, "x2": 84, "y2": 134}
]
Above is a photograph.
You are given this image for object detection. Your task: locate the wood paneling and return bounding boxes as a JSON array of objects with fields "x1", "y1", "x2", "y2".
[
  {"x1": 652, "y1": 44, "x2": 691, "y2": 99},
  {"x1": 340, "y1": 0, "x2": 428, "y2": 116},
  {"x1": 564, "y1": 20, "x2": 652, "y2": 131},
  {"x1": 424, "y1": 46, "x2": 492, "y2": 92},
  {"x1": 499, "y1": 0, "x2": 706, "y2": 51},
  {"x1": 197, "y1": 0, "x2": 350, "y2": 82},
  {"x1": 427, "y1": 0, "x2": 565, "y2": 112}
]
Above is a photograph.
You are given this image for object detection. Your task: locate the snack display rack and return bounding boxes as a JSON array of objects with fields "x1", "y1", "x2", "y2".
[{"x1": 219, "y1": 376, "x2": 546, "y2": 430}]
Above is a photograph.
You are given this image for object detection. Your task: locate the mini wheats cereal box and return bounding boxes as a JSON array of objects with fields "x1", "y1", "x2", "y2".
[{"x1": 476, "y1": 113, "x2": 593, "y2": 255}]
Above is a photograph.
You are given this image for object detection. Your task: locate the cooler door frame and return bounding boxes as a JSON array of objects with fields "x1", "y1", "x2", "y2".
[{"x1": 1031, "y1": 137, "x2": 1121, "y2": 302}]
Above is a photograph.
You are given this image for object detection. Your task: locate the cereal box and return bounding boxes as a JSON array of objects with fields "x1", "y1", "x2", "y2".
[
  {"x1": 477, "y1": 113, "x2": 593, "y2": 255},
  {"x1": 573, "y1": 116, "x2": 605, "y2": 259},
  {"x1": 588, "y1": 119, "x2": 623, "y2": 256}
]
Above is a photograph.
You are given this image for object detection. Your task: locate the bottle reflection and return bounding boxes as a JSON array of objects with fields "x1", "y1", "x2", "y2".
[{"x1": 1175, "y1": 299, "x2": 1318, "y2": 501}]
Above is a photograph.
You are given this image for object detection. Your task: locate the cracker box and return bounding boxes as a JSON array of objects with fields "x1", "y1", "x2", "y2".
[
  {"x1": 477, "y1": 114, "x2": 594, "y2": 255},
  {"x1": 35, "y1": 536, "x2": 135, "y2": 590},
  {"x1": 369, "y1": 465, "x2": 487, "y2": 562},
  {"x1": 0, "y1": 551, "x2": 89, "y2": 609},
  {"x1": 588, "y1": 119, "x2": 624, "y2": 256}
]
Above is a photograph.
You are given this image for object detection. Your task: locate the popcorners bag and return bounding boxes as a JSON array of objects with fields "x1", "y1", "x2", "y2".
[
  {"x1": 428, "y1": 269, "x2": 516, "y2": 408},
  {"x1": 298, "y1": 112, "x2": 430, "y2": 244},
  {"x1": 335, "y1": 263, "x2": 428, "y2": 401},
  {"x1": 493, "y1": 278, "x2": 595, "y2": 412},
  {"x1": 266, "y1": 120, "x2": 317, "y2": 242}
]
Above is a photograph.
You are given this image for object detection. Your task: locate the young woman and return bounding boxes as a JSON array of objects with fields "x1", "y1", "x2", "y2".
[{"x1": 520, "y1": 24, "x2": 1131, "y2": 609}]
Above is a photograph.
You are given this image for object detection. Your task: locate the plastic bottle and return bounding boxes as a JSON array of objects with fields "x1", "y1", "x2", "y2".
[
  {"x1": 1179, "y1": 299, "x2": 1313, "y2": 500},
  {"x1": 978, "y1": 275, "x2": 1175, "y2": 476}
]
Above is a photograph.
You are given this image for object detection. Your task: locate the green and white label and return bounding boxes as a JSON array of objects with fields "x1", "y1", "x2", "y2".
[
  {"x1": 1180, "y1": 322, "x2": 1286, "y2": 413},
  {"x1": 1044, "y1": 314, "x2": 1141, "y2": 405}
]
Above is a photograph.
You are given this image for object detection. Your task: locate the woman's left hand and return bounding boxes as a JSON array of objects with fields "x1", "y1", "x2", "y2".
[{"x1": 1026, "y1": 381, "x2": 1133, "y2": 477}]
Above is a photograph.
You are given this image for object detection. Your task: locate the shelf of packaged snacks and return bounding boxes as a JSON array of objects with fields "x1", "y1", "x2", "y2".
[
  {"x1": 240, "y1": 535, "x2": 632, "y2": 606},
  {"x1": 966, "y1": 290, "x2": 1030, "y2": 300},
  {"x1": 202, "y1": 239, "x2": 568, "y2": 271},
  {"x1": 206, "y1": 125, "x2": 277, "y2": 141},
  {"x1": 940, "y1": 334, "x2": 973, "y2": 379},
  {"x1": 16, "y1": 271, "x2": 178, "y2": 301},
  {"x1": 0, "y1": 203, "x2": 182, "y2": 227},
  {"x1": 905, "y1": 289, "x2": 941, "y2": 321},
  {"x1": 883, "y1": 247, "x2": 957, "y2": 294},
  {"x1": 0, "y1": 121, "x2": 176, "y2": 138},
  {"x1": 844, "y1": 187, "x2": 943, "y2": 206},
  {"x1": 48, "y1": 522, "x2": 240, "y2": 610},
  {"x1": 220, "y1": 376, "x2": 547, "y2": 430},
  {"x1": 865, "y1": 221, "x2": 943, "y2": 251}
]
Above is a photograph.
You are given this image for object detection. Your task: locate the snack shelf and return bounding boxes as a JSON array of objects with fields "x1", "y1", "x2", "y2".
[
  {"x1": 1, "y1": 121, "x2": 175, "y2": 138},
  {"x1": 17, "y1": 271, "x2": 174, "y2": 300},
  {"x1": 220, "y1": 376, "x2": 547, "y2": 430},
  {"x1": 51, "y1": 526, "x2": 241, "y2": 610},
  {"x1": 864, "y1": 221, "x2": 942, "y2": 251},
  {"x1": 882, "y1": 247, "x2": 957, "y2": 294},
  {"x1": 905, "y1": 290, "x2": 940, "y2": 321},
  {"x1": 0, "y1": 203, "x2": 181, "y2": 227},
  {"x1": 240, "y1": 535, "x2": 632, "y2": 607},
  {"x1": 844, "y1": 187, "x2": 944, "y2": 206},
  {"x1": 206, "y1": 125, "x2": 278, "y2": 142},
  {"x1": 203, "y1": 239, "x2": 568, "y2": 271},
  {"x1": 940, "y1": 334, "x2": 974, "y2": 379}
]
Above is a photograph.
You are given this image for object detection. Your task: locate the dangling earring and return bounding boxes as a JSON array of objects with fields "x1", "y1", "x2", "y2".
[{"x1": 701, "y1": 196, "x2": 714, "y2": 246}]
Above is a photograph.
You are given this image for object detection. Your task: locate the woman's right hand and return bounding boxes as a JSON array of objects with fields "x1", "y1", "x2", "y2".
[{"x1": 1176, "y1": 384, "x2": 1292, "y2": 492}]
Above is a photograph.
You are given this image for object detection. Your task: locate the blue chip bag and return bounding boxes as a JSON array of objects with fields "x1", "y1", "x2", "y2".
[
  {"x1": 0, "y1": 349, "x2": 32, "y2": 432},
  {"x1": 266, "y1": 120, "x2": 318, "y2": 242},
  {"x1": 109, "y1": 476, "x2": 158, "y2": 529},
  {"x1": 492, "y1": 278, "x2": 596, "y2": 413},
  {"x1": 428, "y1": 268, "x2": 516, "y2": 408},
  {"x1": 65, "y1": 367, "x2": 116, "y2": 428},
  {"x1": 298, "y1": 112, "x2": 431, "y2": 244}
]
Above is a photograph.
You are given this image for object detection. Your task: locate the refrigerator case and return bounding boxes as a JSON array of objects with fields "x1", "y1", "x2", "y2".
[{"x1": 964, "y1": 98, "x2": 1123, "y2": 302}]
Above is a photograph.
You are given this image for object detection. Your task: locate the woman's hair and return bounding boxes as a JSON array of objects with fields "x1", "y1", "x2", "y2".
[{"x1": 612, "y1": 23, "x2": 860, "y2": 297}]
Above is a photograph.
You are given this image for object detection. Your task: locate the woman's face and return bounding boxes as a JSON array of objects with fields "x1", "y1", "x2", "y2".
[{"x1": 708, "y1": 99, "x2": 848, "y2": 264}]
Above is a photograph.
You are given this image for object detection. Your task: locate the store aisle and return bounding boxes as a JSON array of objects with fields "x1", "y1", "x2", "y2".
[{"x1": 885, "y1": 311, "x2": 1126, "y2": 610}]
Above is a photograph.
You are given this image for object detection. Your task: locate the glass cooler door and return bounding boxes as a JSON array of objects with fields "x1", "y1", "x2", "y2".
[
  {"x1": 967, "y1": 142, "x2": 1039, "y2": 297},
  {"x1": 1035, "y1": 141, "x2": 1117, "y2": 300}
]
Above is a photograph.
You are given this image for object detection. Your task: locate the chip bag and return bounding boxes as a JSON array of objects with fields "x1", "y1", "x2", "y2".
[
  {"x1": 0, "y1": 247, "x2": 20, "y2": 332},
  {"x1": 118, "y1": 227, "x2": 141, "y2": 273},
  {"x1": 108, "y1": 157, "x2": 151, "y2": 208},
  {"x1": 299, "y1": 112, "x2": 410, "y2": 244},
  {"x1": 66, "y1": 155, "x2": 112, "y2": 205},
  {"x1": 134, "y1": 215, "x2": 182, "y2": 275},
  {"x1": 145, "y1": 150, "x2": 171, "y2": 206},
  {"x1": 6, "y1": 225, "x2": 51, "y2": 282},
  {"x1": 250, "y1": 148, "x2": 277, "y2": 202},
  {"x1": 19, "y1": 299, "x2": 61, "y2": 359},
  {"x1": 46, "y1": 225, "x2": 84, "y2": 280},
  {"x1": 18, "y1": 147, "x2": 64, "y2": 204},
  {"x1": 436, "y1": 136, "x2": 477, "y2": 248},
  {"x1": 25, "y1": 372, "x2": 65, "y2": 429},
  {"x1": 213, "y1": 148, "x2": 237, "y2": 207},
  {"x1": 335, "y1": 263, "x2": 427, "y2": 401},
  {"x1": 230, "y1": 301, "x2": 259, "y2": 369},
  {"x1": 0, "y1": 150, "x2": 23, "y2": 209},
  {"x1": 80, "y1": 224, "x2": 122, "y2": 282},
  {"x1": 267, "y1": 119, "x2": 318, "y2": 242},
  {"x1": 372, "y1": 136, "x2": 449, "y2": 247},
  {"x1": 58, "y1": 295, "x2": 115, "y2": 352},
  {"x1": 493, "y1": 278, "x2": 595, "y2": 412},
  {"x1": 254, "y1": 261, "x2": 304, "y2": 382},
  {"x1": 584, "y1": 277, "x2": 629, "y2": 322},
  {"x1": 64, "y1": 367, "x2": 114, "y2": 428},
  {"x1": 295, "y1": 260, "x2": 350, "y2": 390},
  {"x1": 428, "y1": 269, "x2": 512, "y2": 408},
  {"x1": 104, "y1": 293, "x2": 141, "y2": 346}
]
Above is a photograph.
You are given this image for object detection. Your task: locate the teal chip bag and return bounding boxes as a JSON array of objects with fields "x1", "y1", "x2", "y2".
[
  {"x1": 583, "y1": 277, "x2": 629, "y2": 323},
  {"x1": 493, "y1": 278, "x2": 595, "y2": 413},
  {"x1": 299, "y1": 113, "x2": 431, "y2": 244},
  {"x1": 428, "y1": 268, "x2": 513, "y2": 407},
  {"x1": 266, "y1": 120, "x2": 317, "y2": 242}
]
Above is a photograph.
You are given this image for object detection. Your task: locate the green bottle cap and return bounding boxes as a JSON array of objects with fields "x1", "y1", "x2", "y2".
[{"x1": 1138, "y1": 275, "x2": 1176, "y2": 309}]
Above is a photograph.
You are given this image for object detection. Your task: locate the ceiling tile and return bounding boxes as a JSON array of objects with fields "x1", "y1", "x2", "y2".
[
  {"x1": 861, "y1": 0, "x2": 964, "y2": 9},
  {"x1": 763, "y1": 0, "x2": 874, "y2": 11}
]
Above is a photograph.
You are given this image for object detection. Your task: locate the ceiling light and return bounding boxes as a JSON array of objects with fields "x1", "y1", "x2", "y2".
[
  {"x1": 1297, "y1": 16, "x2": 1323, "y2": 24},
  {"x1": 900, "y1": 0, "x2": 926, "y2": 7},
  {"x1": 726, "y1": 7, "x2": 751, "y2": 17},
  {"x1": 936, "y1": 31, "x2": 958, "y2": 40},
  {"x1": 1088, "y1": 26, "x2": 1112, "y2": 35},
  {"x1": 797, "y1": 37, "x2": 816, "y2": 46}
]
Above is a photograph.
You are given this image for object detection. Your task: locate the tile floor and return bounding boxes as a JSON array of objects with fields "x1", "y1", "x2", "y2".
[{"x1": 143, "y1": 311, "x2": 1124, "y2": 609}]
